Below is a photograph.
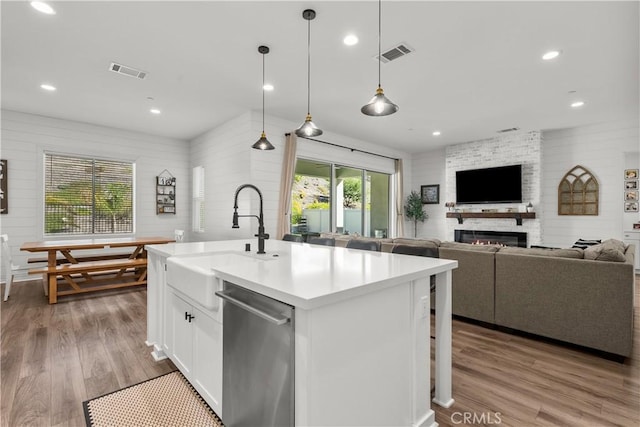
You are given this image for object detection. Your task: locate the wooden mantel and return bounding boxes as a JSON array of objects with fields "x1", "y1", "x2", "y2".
[{"x1": 446, "y1": 212, "x2": 536, "y2": 226}]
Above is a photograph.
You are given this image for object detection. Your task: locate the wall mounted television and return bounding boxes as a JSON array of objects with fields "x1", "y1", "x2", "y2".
[{"x1": 455, "y1": 164, "x2": 522, "y2": 204}]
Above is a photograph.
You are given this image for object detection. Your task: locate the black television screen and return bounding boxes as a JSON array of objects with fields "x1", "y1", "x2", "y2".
[{"x1": 455, "y1": 164, "x2": 522, "y2": 204}]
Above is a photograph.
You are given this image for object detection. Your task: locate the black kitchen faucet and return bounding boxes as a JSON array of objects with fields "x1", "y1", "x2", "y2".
[{"x1": 232, "y1": 184, "x2": 269, "y2": 254}]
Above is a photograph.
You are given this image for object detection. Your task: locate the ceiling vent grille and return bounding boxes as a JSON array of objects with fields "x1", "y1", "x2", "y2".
[
  {"x1": 109, "y1": 62, "x2": 147, "y2": 80},
  {"x1": 497, "y1": 127, "x2": 521, "y2": 133},
  {"x1": 375, "y1": 43, "x2": 414, "y2": 63}
]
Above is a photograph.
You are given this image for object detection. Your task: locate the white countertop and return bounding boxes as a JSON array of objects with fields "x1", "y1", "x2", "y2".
[{"x1": 148, "y1": 239, "x2": 458, "y2": 310}]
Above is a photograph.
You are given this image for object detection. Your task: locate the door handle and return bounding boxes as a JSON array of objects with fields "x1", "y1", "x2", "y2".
[{"x1": 215, "y1": 291, "x2": 289, "y2": 325}]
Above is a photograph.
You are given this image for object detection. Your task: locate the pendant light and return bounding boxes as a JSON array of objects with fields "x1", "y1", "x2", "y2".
[
  {"x1": 252, "y1": 45, "x2": 275, "y2": 150},
  {"x1": 295, "y1": 9, "x2": 323, "y2": 137},
  {"x1": 361, "y1": 0, "x2": 399, "y2": 116}
]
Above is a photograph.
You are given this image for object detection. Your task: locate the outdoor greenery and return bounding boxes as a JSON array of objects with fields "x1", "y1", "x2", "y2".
[
  {"x1": 45, "y1": 180, "x2": 132, "y2": 234},
  {"x1": 342, "y1": 177, "x2": 362, "y2": 208},
  {"x1": 405, "y1": 190, "x2": 427, "y2": 237}
]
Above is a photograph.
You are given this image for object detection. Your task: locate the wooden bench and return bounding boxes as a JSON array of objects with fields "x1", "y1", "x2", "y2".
[
  {"x1": 27, "y1": 252, "x2": 133, "y2": 265},
  {"x1": 29, "y1": 258, "x2": 148, "y2": 304}
]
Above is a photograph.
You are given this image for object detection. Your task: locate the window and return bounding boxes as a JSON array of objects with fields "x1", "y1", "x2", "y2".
[
  {"x1": 291, "y1": 159, "x2": 390, "y2": 237},
  {"x1": 44, "y1": 153, "x2": 134, "y2": 235},
  {"x1": 192, "y1": 166, "x2": 205, "y2": 232}
]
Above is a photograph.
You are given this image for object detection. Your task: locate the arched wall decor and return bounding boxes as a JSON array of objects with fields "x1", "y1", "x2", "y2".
[{"x1": 558, "y1": 165, "x2": 599, "y2": 215}]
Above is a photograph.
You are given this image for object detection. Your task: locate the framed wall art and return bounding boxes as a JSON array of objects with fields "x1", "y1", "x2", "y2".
[
  {"x1": 624, "y1": 169, "x2": 638, "y2": 180},
  {"x1": 625, "y1": 202, "x2": 638, "y2": 212},
  {"x1": 421, "y1": 184, "x2": 440, "y2": 204}
]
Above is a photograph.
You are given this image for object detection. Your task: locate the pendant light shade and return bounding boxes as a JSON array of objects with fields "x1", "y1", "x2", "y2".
[
  {"x1": 361, "y1": 0, "x2": 398, "y2": 117},
  {"x1": 253, "y1": 45, "x2": 275, "y2": 150},
  {"x1": 295, "y1": 9, "x2": 323, "y2": 137}
]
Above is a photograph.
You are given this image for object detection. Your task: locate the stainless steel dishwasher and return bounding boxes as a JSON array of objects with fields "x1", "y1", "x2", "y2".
[{"x1": 215, "y1": 282, "x2": 294, "y2": 427}]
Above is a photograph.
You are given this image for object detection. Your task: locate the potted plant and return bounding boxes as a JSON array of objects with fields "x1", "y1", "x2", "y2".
[{"x1": 405, "y1": 190, "x2": 428, "y2": 237}]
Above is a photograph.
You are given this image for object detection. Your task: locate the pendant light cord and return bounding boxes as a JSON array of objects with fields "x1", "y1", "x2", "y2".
[
  {"x1": 378, "y1": 0, "x2": 382, "y2": 88},
  {"x1": 262, "y1": 52, "x2": 265, "y2": 132},
  {"x1": 307, "y1": 17, "x2": 311, "y2": 115}
]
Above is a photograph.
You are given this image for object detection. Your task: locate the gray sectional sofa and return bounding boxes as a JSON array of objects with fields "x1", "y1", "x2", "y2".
[{"x1": 318, "y1": 233, "x2": 636, "y2": 358}]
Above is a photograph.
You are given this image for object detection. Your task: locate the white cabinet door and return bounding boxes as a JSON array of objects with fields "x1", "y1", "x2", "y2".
[
  {"x1": 168, "y1": 290, "x2": 193, "y2": 376},
  {"x1": 192, "y1": 306, "x2": 223, "y2": 416}
]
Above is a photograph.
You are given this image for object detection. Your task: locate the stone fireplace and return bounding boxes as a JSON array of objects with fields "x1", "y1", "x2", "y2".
[{"x1": 455, "y1": 229, "x2": 527, "y2": 247}]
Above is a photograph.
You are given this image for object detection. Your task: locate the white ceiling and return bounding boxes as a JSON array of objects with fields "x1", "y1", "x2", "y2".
[{"x1": 2, "y1": 1, "x2": 638, "y2": 153}]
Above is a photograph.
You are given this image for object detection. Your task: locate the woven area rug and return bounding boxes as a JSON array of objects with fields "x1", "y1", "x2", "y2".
[{"x1": 83, "y1": 371, "x2": 224, "y2": 427}]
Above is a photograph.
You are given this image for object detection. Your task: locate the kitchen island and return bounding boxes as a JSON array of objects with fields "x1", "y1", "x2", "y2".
[{"x1": 146, "y1": 239, "x2": 457, "y2": 427}]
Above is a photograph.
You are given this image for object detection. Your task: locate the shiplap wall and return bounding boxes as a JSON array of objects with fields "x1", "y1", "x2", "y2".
[
  {"x1": 409, "y1": 148, "x2": 447, "y2": 240},
  {"x1": 541, "y1": 119, "x2": 640, "y2": 247},
  {"x1": 190, "y1": 110, "x2": 411, "y2": 242},
  {"x1": 410, "y1": 119, "x2": 640, "y2": 247},
  {"x1": 0, "y1": 110, "x2": 190, "y2": 279}
]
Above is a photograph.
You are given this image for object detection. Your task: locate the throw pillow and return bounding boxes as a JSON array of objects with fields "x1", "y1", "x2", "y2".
[
  {"x1": 571, "y1": 238, "x2": 601, "y2": 249},
  {"x1": 584, "y1": 239, "x2": 627, "y2": 262}
]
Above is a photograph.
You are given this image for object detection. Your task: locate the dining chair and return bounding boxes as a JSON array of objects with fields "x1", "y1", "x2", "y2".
[
  {"x1": 345, "y1": 239, "x2": 381, "y2": 252},
  {"x1": 391, "y1": 244, "x2": 438, "y2": 258},
  {"x1": 282, "y1": 234, "x2": 304, "y2": 243},
  {"x1": 1, "y1": 235, "x2": 20, "y2": 302},
  {"x1": 174, "y1": 229, "x2": 185, "y2": 242},
  {"x1": 392, "y1": 244, "x2": 438, "y2": 292},
  {"x1": 307, "y1": 237, "x2": 335, "y2": 247}
]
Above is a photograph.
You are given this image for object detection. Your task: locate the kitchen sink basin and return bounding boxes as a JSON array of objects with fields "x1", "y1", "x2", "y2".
[{"x1": 165, "y1": 251, "x2": 280, "y2": 310}]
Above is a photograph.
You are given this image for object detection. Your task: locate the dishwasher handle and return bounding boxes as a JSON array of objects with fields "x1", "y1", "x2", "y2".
[{"x1": 216, "y1": 290, "x2": 290, "y2": 325}]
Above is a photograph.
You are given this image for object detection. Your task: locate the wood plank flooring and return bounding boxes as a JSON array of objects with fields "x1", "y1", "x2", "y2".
[
  {"x1": 1, "y1": 283, "x2": 175, "y2": 427},
  {"x1": 1, "y1": 277, "x2": 639, "y2": 426}
]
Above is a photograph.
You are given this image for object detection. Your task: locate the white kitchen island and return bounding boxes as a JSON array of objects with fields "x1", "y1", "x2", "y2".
[{"x1": 146, "y1": 239, "x2": 457, "y2": 427}]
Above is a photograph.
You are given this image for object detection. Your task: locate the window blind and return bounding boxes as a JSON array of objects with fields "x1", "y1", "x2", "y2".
[
  {"x1": 44, "y1": 153, "x2": 134, "y2": 235},
  {"x1": 192, "y1": 166, "x2": 205, "y2": 232}
]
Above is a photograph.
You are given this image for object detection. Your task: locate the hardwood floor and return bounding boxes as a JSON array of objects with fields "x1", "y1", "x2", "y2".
[
  {"x1": 1, "y1": 277, "x2": 639, "y2": 426},
  {"x1": 1, "y1": 283, "x2": 175, "y2": 427}
]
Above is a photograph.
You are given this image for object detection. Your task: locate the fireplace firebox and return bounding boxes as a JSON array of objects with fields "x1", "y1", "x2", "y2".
[{"x1": 455, "y1": 230, "x2": 527, "y2": 247}]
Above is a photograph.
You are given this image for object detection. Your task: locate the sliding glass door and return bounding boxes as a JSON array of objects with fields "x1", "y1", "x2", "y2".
[
  {"x1": 366, "y1": 170, "x2": 390, "y2": 238},
  {"x1": 292, "y1": 158, "x2": 390, "y2": 238}
]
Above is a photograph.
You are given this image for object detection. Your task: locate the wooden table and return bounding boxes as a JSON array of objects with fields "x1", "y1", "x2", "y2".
[{"x1": 21, "y1": 236, "x2": 174, "y2": 303}]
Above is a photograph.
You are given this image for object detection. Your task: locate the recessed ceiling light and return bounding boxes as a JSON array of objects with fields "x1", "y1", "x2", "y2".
[
  {"x1": 343, "y1": 34, "x2": 359, "y2": 46},
  {"x1": 432, "y1": 131, "x2": 441, "y2": 136},
  {"x1": 40, "y1": 83, "x2": 56, "y2": 91},
  {"x1": 542, "y1": 50, "x2": 561, "y2": 60},
  {"x1": 571, "y1": 101, "x2": 585, "y2": 108},
  {"x1": 30, "y1": 1, "x2": 56, "y2": 15},
  {"x1": 150, "y1": 108, "x2": 161, "y2": 115},
  {"x1": 263, "y1": 83, "x2": 274, "y2": 91}
]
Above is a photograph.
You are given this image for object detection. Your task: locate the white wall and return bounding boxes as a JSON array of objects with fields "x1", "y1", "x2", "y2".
[
  {"x1": 410, "y1": 148, "x2": 447, "y2": 239},
  {"x1": 542, "y1": 119, "x2": 639, "y2": 247},
  {"x1": 190, "y1": 110, "x2": 412, "y2": 241},
  {"x1": 410, "y1": 120, "x2": 640, "y2": 247},
  {"x1": 0, "y1": 110, "x2": 190, "y2": 277}
]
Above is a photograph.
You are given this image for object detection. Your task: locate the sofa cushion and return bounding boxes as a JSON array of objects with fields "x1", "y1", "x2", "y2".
[
  {"x1": 393, "y1": 237, "x2": 441, "y2": 246},
  {"x1": 571, "y1": 238, "x2": 601, "y2": 249},
  {"x1": 439, "y1": 241, "x2": 500, "y2": 253},
  {"x1": 584, "y1": 239, "x2": 628, "y2": 262},
  {"x1": 498, "y1": 246, "x2": 584, "y2": 259}
]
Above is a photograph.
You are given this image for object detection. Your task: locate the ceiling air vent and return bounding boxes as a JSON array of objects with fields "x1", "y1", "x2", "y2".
[
  {"x1": 109, "y1": 62, "x2": 147, "y2": 80},
  {"x1": 497, "y1": 127, "x2": 521, "y2": 133},
  {"x1": 375, "y1": 43, "x2": 414, "y2": 63}
]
